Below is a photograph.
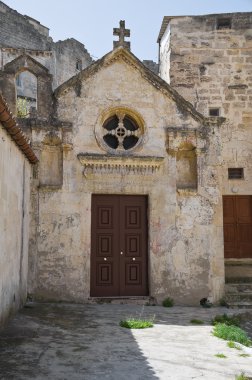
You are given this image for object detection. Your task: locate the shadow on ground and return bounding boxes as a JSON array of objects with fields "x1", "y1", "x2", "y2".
[
  {"x1": 0, "y1": 303, "x2": 160, "y2": 380},
  {"x1": 0, "y1": 303, "x2": 251, "y2": 380}
]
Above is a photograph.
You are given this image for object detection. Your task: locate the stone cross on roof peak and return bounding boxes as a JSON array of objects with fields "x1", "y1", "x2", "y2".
[{"x1": 113, "y1": 20, "x2": 130, "y2": 50}]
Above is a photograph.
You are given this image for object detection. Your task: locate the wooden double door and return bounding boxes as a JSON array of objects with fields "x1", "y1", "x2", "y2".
[
  {"x1": 223, "y1": 195, "x2": 252, "y2": 258},
  {"x1": 91, "y1": 195, "x2": 148, "y2": 297}
]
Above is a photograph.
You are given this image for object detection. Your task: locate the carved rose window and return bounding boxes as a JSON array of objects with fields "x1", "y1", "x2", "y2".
[{"x1": 102, "y1": 113, "x2": 141, "y2": 151}]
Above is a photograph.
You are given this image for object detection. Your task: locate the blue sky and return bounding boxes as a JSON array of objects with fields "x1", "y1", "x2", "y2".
[{"x1": 3, "y1": 0, "x2": 252, "y2": 61}]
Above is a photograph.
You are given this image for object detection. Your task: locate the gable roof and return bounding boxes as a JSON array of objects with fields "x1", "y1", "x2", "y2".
[
  {"x1": 4, "y1": 54, "x2": 50, "y2": 76},
  {"x1": 54, "y1": 47, "x2": 209, "y2": 124},
  {"x1": 0, "y1": 94, "x2": 38, "y2": 164}
]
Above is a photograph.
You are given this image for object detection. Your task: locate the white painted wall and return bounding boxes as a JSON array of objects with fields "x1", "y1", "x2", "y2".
[{"x1": 0, "y1": 123, "x2": 31, "y2": 326}]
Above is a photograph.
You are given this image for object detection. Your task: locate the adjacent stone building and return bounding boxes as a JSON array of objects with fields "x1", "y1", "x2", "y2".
[
  {"x1": 158, "y1": 13, "x2": 252, "y2": 305},
  {"x1": 0, "y1": 2, "x2": 251, "y2": 310}
]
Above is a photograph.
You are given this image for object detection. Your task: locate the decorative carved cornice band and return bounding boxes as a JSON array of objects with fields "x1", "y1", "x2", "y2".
[{"x1": 77, "y1": 153, "x2": 164, "y2": 175}]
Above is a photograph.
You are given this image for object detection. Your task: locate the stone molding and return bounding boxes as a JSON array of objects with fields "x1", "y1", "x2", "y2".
[
  {"x1": 95, "y1": 105, "x2": 146, "y2": 156},
  {"x1": 77, "y1": 153, "x2": 164, "y2": 175}
]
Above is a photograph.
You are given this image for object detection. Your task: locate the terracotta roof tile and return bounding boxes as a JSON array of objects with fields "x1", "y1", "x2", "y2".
[{"x1": 0, "y1": 94, "x2": 38, "y2": 164}]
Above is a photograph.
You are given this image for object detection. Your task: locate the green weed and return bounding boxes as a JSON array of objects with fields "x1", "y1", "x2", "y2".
[
  {"x1": 120, "y1": 318, "x2": 154, "y2": 329},
  {"x1": 190, "y1": 319, "x2": 204, "y2": 325},
  {"x1": 235, "y1": 373, "x2": 250, "y2": 380},
  {"x1": 162, "y1": 297, "x2": 174, "y2": 307},
  {"x1": 214, "y1": 353, "x2": 227, "y2": 358},
  {"x1": 227, "y1": 341, "x2": 242, "y2": 350},
  {"x1": 213, "y1": 324, "x2": 252, "y2": 347},
  {"x1": 219, "y1": 298, "x2": 228, "y2": 307},
  {"x1": 211, "y1": 313, "x2": 241, "y2": 327}
]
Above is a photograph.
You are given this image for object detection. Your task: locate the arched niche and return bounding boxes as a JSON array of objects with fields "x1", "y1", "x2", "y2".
[
  {"x1": 3, "y1": 54, "x2": 53, "y2": 119},
  {"x1": 39, "y1": 134, "x2": 63, "y2": 187},
  {"x1": 176, "y1": 142, "x2": 197, "y2": 190},
  {"x1": 16, "y1": 70, "x2": 37, "y2": 118}
]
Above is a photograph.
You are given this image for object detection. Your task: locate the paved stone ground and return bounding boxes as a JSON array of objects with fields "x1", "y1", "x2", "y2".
[
  {"x1": 240, "y1": 312, "x2": 252, "y2": 340},
  {"x1": 0, "y1": 303, "x2": 252, "y2": 380}
]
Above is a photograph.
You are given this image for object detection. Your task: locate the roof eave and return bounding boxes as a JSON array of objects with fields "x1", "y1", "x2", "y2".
[
  {"x1": 54, "y1": 46, "x2": 213, "y2": 125},
  {"x1": 0, "y1": 94, "x2": 38, "y2": 164}
]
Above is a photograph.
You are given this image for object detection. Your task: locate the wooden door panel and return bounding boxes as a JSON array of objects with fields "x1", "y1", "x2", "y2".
[
  {"x1": 97, "y1": 234, "x2": 113, "y2": 257},
  {"x1": 96, "y1": 263, "x2": 113, "y2": 285},
  {"x1": 237, "y1": 224, "x2": 252, "y2": 242},
  {"x1": 91, "y1": 196, "x2": 120, "y2": 296},
  {"x1": 224, "y1": 224, "x2": 236, "y2": 242},
  {"x1": 91, "y1": 195, "x2": 148, "y2": 297},
  {"x1": 239, "y1": 244, "x2": 252, "y2": 258},
  {"x1": 125, "y1": 206, "x2": 141, "y2": 228},
  {"x1": 120, "y1": 196, "x2": 148, "y2": 296},
  {"x1": 125, "y1": 234, "x2": 140, "y2": 257},
  {"x1": 223, "y1": 195, "x2": 252, "y2": 259},
  {"x1": 236, "y1": 197, "x2": 252, "y2": 223},
  {"x1": 125, "y1": 263, "x2": 141, "y2": 285},
  {"x1": 223, "y1": 196, "x2": 236, "y2": 223},
  {"x1": 97, "y1": 207, "x2": 114, "y2": 228},
  {"x1": 238, "y1": 224, "x2": 252, "y2": 258}
]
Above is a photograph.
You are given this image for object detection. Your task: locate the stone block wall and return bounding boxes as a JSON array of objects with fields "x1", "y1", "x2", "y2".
[
  {"x1": 159, "y1": 12, "x2": 252, "y2": 197},
  {"x1": 159, "y1": 13, "x2": 252, "y2": 118},
  {"x1": 142, "y1": 60, "x2": 159, "y2": 75},
  {"x1": 54, "y1": 39, "x2": 93, "y2": 88},
  {"x1": 0, "y1": 1, "x2": 51, "y2": 50},
  {"x1": 0, "y1": 1, "x2": 93, "y2": 90}
]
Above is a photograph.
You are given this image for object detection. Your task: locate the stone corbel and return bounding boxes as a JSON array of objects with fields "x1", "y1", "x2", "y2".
[{"x1": 62, "y1": 143, "x2": 73, "y2": 152}]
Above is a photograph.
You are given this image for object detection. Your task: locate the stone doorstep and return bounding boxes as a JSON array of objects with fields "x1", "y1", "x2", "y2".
[
  {"x1": 226, "y1": 277, "x2": 252, "y2": 284},
  {"x1": 87, "y1": 296, "x2": 155, "y2": 305},
  {"x1": 225, "y1": 283, "x2": 252, "y2": 293},
  {"x1": 225, "y1": 293, "x2": 252, "y2": 302},
  {"x1": 225, "y1": 259, "x2": 252, "y2": 266},
  {"x1": 225, "y1": 277, "x2": 252, "y2": 308},
  {"x1": 225, "y1": 289, "x2": 252, "y2": 309},
  {"x1": 227, "y1": 302, "x2": 252, "y2": 309}
]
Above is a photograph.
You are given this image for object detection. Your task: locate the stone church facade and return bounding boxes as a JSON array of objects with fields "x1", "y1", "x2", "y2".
[{"x1": 0, "y1": 1, "x2": 252, "y2": 313}]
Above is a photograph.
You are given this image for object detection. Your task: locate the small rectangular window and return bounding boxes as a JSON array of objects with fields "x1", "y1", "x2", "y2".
[
  {"x1": 228, "y1": 168, "x2": 244, "y2": 180},
  {"x1": 209, "y1": 108, "x2": 220, "y2": 117},
  {"x1": 16, "y1": 76, "x2": 21, "y2": 87},
  {"x1": 76, "y1": 59, "x2": 82, "y2": 71},
  {"x1": 217, "y1": 18, "x2": 231, "y2": 30}
]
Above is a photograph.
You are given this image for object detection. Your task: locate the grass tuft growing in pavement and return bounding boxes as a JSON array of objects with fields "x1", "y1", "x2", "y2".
[
  {"x1": 162, "y1": 297, "x2": 174, "y2": 307},
  {"x1": 190, "y1": 319, "x2": 204, "y2": 325},
  {"x1": 211, "y1": 313, "x2": 241, "y2": 327},
  {"x1": 120, "y1": 318, "x2": 154, "y2": 329},
  {"x1": 214, "y1": 353, "x2": 227, "y2": 359},
  {"x1": 235, "y1": 373, "x2": 250, "y2": 380},
  {"x1": 213, "y1": 324, "x2": 252, "y2": 347},
  {"x1": 239, "y1": 353, "x2": 251, "y2": 358},
  {"x1": 227, "y1": 341, "x2": 242, "y2": 350}
]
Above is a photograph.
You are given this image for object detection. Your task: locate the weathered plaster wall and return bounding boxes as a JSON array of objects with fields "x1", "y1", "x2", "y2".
[
  {"x1": 0, "y1": 122, "x2": 31, "y2": 326},
  {"x1": 29, "y1": 57, "x2": 225, "y2": 305}
]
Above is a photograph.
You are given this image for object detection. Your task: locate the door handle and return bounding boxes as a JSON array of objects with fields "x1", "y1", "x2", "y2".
[
  {"x1": 120, "y1": 251, "x2": 123, "y2": 255},
  {"x1": 132, "y1": 258, "x2": 136, "y2": 261},
  {"x1": 104, "y1": 257, "x2": 107, "y2": 261}
]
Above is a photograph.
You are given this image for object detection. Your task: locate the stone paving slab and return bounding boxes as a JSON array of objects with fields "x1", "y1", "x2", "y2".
[{"x1": 0, "y1": 303, "x2": 252, "y2": 380}]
